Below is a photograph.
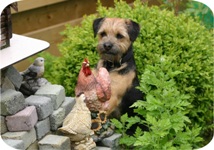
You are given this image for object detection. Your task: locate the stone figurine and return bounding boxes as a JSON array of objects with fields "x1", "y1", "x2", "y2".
[
  {"x1": 21, "y1": 57, "x2": 45, "y2": 80},
  {"x1": 58, "y1": 93, "x2": 96, "y2": 150},
  {"x1": 19, "y1": 57, "x2": 49, "y2": 96}
]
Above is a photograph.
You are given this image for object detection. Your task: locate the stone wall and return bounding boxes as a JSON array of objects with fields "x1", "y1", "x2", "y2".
[{"x1": 0, "y1": 66, "x2": 121, "y2": 150}]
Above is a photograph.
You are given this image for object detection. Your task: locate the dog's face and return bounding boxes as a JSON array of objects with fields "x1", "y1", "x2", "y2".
[{"x1": 93, "y1": 18, "x2": 140, "y2": 63}]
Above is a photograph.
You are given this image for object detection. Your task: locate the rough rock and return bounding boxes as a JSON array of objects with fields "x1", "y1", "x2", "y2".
[
  {"x1": 0, "y1": 89, "x2": 25, "y2": 116},
  {"x1": 25, "y1": 95, "x2": 53, "y2": 120},
  {"x1": 6, "y1": 106, "x2": 38, "y2": 131},
  {"x1": 2, "y1": 128, "x2": 36, "y2": 149},
  {"x1": 34, "y1": 117, "x2": 50, "y2": 140},
  {"x1": 38, "y1": 134, "x2": 70, "y2": 150},
  {"x1": 36, "y1": 84, "x2": 65, "y2": 110},
  {"x1": 49, "y1": 107, "x2": 65, "y2": 131},
  {"x1": 0, "y1": 116, "x2": 7, "y2": 134}
]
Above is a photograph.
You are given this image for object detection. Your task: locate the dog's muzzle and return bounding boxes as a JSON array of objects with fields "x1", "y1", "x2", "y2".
[
  {"x1": 103, "y1": 42, "x2": 113, "y2": 51},
  {"x1": 100, "y1": 42, "x2": 118, "y2": 56}
]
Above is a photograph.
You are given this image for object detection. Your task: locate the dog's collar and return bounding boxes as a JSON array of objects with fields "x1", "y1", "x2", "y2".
[
  {"x1": 104, "y1": 46, "x2": 133, "y2": 69},
  {"x1": 104, "y1": 60, "x2": 121, "y2": 69},
  {"x1": 121, "y1": 47, "x2": 133, "y2": 64}
]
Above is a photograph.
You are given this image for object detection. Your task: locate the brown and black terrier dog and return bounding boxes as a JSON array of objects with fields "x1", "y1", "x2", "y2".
[{"x1": 93, "y1": 18, "x2": 143, "y2": 120}]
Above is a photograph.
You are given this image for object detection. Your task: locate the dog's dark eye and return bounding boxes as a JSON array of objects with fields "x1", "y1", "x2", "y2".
[
  {"x1": 116, "y1": 33, "x2": 124, "y2": 39},
  {"x1": 100, "y1": 32, "x2": 107, "y2": 38}
]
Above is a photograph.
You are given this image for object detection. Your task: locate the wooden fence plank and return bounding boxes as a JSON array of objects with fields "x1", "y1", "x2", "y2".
[
  {"x1": 11, "y1": 0, "x2": 66, "y2": 13},
  {"x1": 14, "y1": 18, "x2": 82, "y2": 71},
  {"x1": 12, "y1": 0, "x2": 134, "y2": 34}
]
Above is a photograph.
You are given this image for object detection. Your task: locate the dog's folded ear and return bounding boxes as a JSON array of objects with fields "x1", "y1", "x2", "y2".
[
  {"x1": 126, "y1": 20, "x2": 140, "y2": 42},
  {"x1": 93, "y1": 17, "x2": 105, "y2": 37}
]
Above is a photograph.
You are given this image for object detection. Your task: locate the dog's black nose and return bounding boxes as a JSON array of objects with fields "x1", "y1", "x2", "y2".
[{"x1": 103, "y1": 42, "x2": 113, "y2": 51}]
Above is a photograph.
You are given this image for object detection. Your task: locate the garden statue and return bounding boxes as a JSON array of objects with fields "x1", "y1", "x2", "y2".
[
  {"x1": 59, "y1": 93, "x2": 96, "y2": 150},
  {"x1": 19, "y1": 57, "x2": 50, "y2": 96},
  {"x1": 75, "y1": 59, "x2": 114, "y2": 142}
]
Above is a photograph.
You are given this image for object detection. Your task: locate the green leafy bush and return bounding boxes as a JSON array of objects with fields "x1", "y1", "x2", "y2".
[
  {"x1": 112, "y1": 59, "x2": 203, "y2": 149},
  {"x1": 44, "y1": 0, "x2": 213, "y2": 148}
]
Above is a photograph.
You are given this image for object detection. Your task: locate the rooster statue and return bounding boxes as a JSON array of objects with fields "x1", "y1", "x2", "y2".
[
  {"x1": 75, "y1": 59, "x2": 113, "y2": 141},
  {"x1": 75, "y1": 58, "x2": 111, "y2": 112}
]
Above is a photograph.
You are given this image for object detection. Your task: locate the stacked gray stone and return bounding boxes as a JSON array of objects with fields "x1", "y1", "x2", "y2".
[
  {"x1": 25, "y1": 95, "x2": 53, "y2": 140},
  {"x1": 61, "y1": 97, "x2": 75, "y2": 117},
  {"x1": 49, "y1": 108, "x2": 65, "y2": 131},
  {"x1": 1, "y1": 66, "x2": 23, "y2": 91},
  {"x1": 96, "y1": 146, "x2": 112, "y2": 150},
  {"x1": 38, "y1": 134, "x2": 70, "y2": 150},
  {"x1": 1, "y1": 66, "x2": 122, "y2": 149},
  {"x1": 0, "y1": 80, "x2": 77, "y2": 149},
  {"x1": 3, "y1": 139, "x2": 25, "y2": 149},
  {"x1": 1, "y1": 68, "x2": 70, "y2": 149},
  {"x1": 0, "y1": 89, "x2": 25, "y2": 116},
  {"x1": 1, "y1": 76, "x2": 15, "y2": 91},
  {"x1": 35, "y1": 84, "x2": 66, "y2": 131},
  {"x1": 1, "y1": 89, "x2": 26, "y2": 137},
  {"x1": 5, "y1": 66, "x2": 23, "y2": 89},
  {"x1": 0, "y1": 116, "x2": 7, "y2": 134},
  {"x1": 1, "y1": 78, "x2": 24, "y2": 136},
  {"x1": 1, "y1": 67, "x2": 26, "y2": 142},
  {"x1": 2, "y1": 128, "x2": 37, "y2": 149},
  {"x1": 99, "y1": 133, "x2": 122, "y2": 149},
  {"x1": 34, "y1": 117, "x2": 50, "y2": 140},
  {"x1": 35, "y1": 84, "x2": 65, "y2": 110},
  {"x1": 25, "y1": 95, "x2": 54, "y2": 121}
]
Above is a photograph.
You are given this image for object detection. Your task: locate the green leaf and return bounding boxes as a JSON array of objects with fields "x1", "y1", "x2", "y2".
[
  {"x1": 119, "y1": 135, "x2": 136, "y2": 146},
  {"x1": 179, "y1": 144, "x2": 192, "y2": 150},
  {"x1": 110, "y1": 118, "x2": 123, "y2": 130},
  {"x1": 126, "y1": 116, "x2": 141, "y2": 130},
  {"x1": 134, "y1": 126, "x2": 143, "y2": 137},
  {"x1": 131, "y1": 100, "x2": 146, "y2": 108},
  {"x1": 158, "y1": 118, "x2": 171, "y2": 131},
  {"x1": 121, "y1": 113, "x2": 128, "y2": 124},
  {"x1": 162, "y1": 141, "x2": 176, "y2": 150},
  {"x1": 134, "y1": 132, "x2": 152, "y2": 147},
  {"x1": 146, "y1": 114, "x2": 157, "y2": 125}
]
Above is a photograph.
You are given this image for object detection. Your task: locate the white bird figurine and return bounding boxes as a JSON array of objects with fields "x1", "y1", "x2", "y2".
[{"x1": 21, "y1": 57, "x2": 45, "y2": 80}]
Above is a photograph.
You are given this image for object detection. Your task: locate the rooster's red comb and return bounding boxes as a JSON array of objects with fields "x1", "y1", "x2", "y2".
[{"x1": 84, "y1": 58, "x2": 89, "y2": 63}]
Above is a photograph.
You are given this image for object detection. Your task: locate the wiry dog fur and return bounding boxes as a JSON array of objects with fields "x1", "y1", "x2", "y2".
[{"x1": 93, "y1": 18, "x2": 143, "y2": 119}]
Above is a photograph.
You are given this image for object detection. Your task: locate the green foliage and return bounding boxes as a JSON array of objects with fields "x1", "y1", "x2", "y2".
[
  {"x1": 133, "y1": 61, "x2": 203, "y2": 149},
  {"x1": 42, "y1": 0, "x2": 213, "y2": 147},
  {"x1": 111, "y1": 113, "x2": 142, "y2": 147},
  {"x1": 184, "y1": 1, "x2": 214, "y2": 29},
  {"x1": 112, "y1": 60, "x2": 204, "y2": 149}
]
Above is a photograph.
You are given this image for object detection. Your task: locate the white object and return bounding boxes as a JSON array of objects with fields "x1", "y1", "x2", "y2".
[{"x1": 0, "y1": 34, "x2": 50, "y2": 69}]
